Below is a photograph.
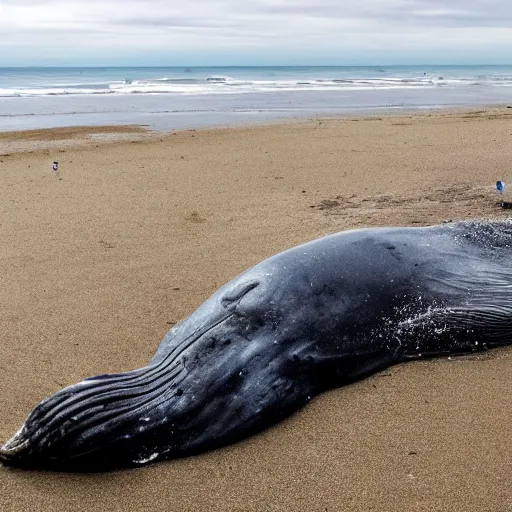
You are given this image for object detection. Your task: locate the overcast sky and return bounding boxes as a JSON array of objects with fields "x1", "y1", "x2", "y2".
[{"x1": 1, "y1": 0, "x2": 511, "y2": 66}]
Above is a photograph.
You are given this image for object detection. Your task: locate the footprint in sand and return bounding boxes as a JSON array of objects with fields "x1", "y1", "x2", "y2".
[{"x1": 185, "y1": 211, "x2": 206, "y2": 223}]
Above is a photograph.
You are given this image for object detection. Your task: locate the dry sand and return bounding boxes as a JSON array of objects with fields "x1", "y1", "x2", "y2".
[{"x1": 0, "y1": 108, "x2": 511, "y2": 511}]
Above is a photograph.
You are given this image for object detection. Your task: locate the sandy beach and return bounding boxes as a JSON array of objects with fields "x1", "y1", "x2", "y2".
[{"x1": 1, "y1": 108, "x2": 511, "y2": 511}]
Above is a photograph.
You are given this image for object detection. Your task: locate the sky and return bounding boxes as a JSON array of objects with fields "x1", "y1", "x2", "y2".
[{"x1": 1, "y1": 0, "x2": 512, "y2": 66}]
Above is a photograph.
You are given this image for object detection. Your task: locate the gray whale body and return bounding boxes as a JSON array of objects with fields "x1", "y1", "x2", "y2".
[{"x1": 2, "y1": 219, "x2": 512, "y2": 471}]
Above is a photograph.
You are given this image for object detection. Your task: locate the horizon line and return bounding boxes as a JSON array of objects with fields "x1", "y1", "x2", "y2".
[{"x1": 1, "y1": 63, "x2": 511, "y2": 69}]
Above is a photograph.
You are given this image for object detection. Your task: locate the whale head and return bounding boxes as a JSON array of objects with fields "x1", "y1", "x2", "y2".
[{"x1": 0, "y1": 276, "x2": 319, "y2": 471}]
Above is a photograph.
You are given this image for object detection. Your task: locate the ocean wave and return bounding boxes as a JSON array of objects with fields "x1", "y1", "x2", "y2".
[
  {"x1": 0, "y1": 87, "x2": 116, "y2": 97},
  {"x1": 2, "y1": 74, "x2": 512, "y2": 98}
]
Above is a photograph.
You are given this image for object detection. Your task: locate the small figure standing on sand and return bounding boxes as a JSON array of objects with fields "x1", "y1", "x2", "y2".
[
  {"x1": 496, "y1": 180, "x2": 511, "y2": 208},
  {"x1": 52, "y1": 161, "x2": 59, "y2": 179}
]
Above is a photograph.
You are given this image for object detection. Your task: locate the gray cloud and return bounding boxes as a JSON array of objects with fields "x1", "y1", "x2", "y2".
[
  {"x1": 1, "y1": 0, "x2": 511, "y2": 64},
  {"x1": 240, "y1": 0, "x2": 512, "y2": 27}
]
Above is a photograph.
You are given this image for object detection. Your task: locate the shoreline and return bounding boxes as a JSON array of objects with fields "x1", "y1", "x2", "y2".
[
  {"x1": 1, "y1": 106, "x2": 511, "y2": 511},
  {"x1": 2, "y1": 104, "x2": 512, "y2": 155},
  {"x1": 1, "y1": 97, "x2": 511, "y2": 137}
]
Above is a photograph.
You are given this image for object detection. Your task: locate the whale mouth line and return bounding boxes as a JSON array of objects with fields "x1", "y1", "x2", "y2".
[
  {"x1": 0, "y1": 279, "x2": 260, "y2": 470},
  {"x1": 0, "y1": 311, "x2": 240, "y2": 468},
  {"x1": 163, "y1": 310, "x2": 236, "y2": 363},
  {"x1": 30, "y1": 311, "x2": 238, "y2": 431}
]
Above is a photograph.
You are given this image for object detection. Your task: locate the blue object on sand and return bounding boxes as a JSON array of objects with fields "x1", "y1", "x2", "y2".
[{"x1": 496, "y1": 181, "x2": 505, "y2": 193}]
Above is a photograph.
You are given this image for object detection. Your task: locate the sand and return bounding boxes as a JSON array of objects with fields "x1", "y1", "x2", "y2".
[{"x1": 0, "y1": 108, "x2": 511, "y2": 511}]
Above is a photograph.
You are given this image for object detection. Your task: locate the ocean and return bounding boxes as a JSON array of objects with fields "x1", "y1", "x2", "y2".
[{"x1": 1, "y1": 65, "x2": 512, "y2": 132}]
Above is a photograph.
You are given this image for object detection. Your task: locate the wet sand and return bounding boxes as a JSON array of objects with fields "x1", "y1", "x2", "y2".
[{"x1": 1, "y1": 108, "x2": 511, "y2": 511}]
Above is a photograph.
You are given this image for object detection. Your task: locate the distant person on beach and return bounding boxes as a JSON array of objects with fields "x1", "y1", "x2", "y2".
[{"x1": 52, "y1": 161, "x2": 60, "y2": 179}]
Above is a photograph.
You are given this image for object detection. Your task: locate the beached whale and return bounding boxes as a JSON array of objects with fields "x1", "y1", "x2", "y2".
[{"x1": 1, "y1": 219, "x2": 512, "y2": 471}]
